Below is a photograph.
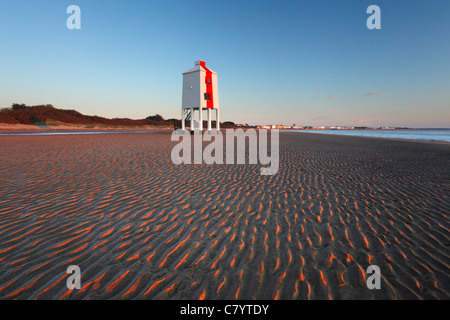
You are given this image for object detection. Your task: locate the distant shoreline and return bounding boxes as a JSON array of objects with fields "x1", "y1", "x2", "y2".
[
  {"x1": 0, "y1": 123, "x2": 172, "y2": 132},
  {"x1": 1, "y1": 124, "x2": 449, "y2": 144}
]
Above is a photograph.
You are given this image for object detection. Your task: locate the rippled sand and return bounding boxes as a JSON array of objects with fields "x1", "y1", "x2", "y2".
[{"x1": 0, "y1": 131, "x2": 448, "y2": 299}]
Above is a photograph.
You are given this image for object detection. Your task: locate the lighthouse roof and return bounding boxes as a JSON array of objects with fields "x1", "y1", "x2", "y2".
[{"x1": 183, "y1": 60, "x2": 217, "y2": 75}]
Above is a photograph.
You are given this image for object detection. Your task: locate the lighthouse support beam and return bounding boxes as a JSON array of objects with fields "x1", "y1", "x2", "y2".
[
  {"x1": 199, "y1": 107, "x2": 203, "y2": 131},
  {"x1": 216, "y1": 109, "x2": 220, "y2": 131},
  {"x1": 181, "y1": 109, "x2": 185, "y2": 131},
  {"x1": 207, "y1": 109, "x2": 212, "y2": 131},
  {"x1": 190, "y1": 108, "x2": 194, "y2": 132}
]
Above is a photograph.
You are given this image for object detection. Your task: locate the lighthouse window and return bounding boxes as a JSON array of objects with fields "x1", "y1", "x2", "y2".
[{"x1": 204, "y1": 93, "x2": 210, "y2": 101}]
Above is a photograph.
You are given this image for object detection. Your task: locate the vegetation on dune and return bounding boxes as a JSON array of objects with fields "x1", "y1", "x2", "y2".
[
  {"x1": 0, "y1": 104, "x2": 168, "y2": 127},
  {"x1": 0, "y1": 104, "x2": 244, "y2": 128}
]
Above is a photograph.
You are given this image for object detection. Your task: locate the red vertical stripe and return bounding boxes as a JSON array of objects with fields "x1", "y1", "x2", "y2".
[{"x1": 200, "y1": 61, "x2": 214, "y2": 109}]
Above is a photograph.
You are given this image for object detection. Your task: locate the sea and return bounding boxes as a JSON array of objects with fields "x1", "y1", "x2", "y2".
[
  {"x1": 0, "y1": 129, "x2": 449, "y2": 142},
  {"x1": 284, "y1": 129, "x2": 450, "y2": 142}
]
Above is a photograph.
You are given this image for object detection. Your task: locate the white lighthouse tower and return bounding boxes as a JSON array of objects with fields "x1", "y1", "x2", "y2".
[{"x1": 181, "y1": 60, "x2": 220, "y2": 132}]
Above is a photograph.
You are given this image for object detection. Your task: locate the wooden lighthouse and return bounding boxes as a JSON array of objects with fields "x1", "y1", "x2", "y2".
[{"x1": 181, "y1": 60, "x2": 220, "y2": 132}]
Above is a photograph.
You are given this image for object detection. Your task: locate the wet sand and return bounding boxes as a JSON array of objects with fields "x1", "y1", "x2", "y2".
[{"x1": 0, "y1": 131, "x2": 448, "y2": 300}]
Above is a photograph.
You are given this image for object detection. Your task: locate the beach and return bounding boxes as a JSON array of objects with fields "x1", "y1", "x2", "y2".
[{"x1": 0, "y1": 131, "x2": 448, "y2": 300}]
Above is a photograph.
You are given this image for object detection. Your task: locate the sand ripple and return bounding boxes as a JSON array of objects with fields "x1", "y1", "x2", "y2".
[{"x1": 0, "y1": 132, "x2": 449, "y2": 299}]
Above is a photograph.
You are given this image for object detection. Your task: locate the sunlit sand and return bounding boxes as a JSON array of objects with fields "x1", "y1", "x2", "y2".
[{"x1": 0, "y1": 131, "x2": 448, "y2": 299}]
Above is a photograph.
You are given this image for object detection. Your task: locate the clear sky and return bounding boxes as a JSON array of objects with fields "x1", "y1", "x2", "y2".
[{"x1": 0, "y1": 0, "x2": 449, "y2": 128}]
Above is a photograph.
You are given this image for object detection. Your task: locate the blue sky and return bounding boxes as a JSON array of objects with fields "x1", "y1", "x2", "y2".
[{"x1": 0, "y1": 0, "x2": 449, "y2": 127}]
